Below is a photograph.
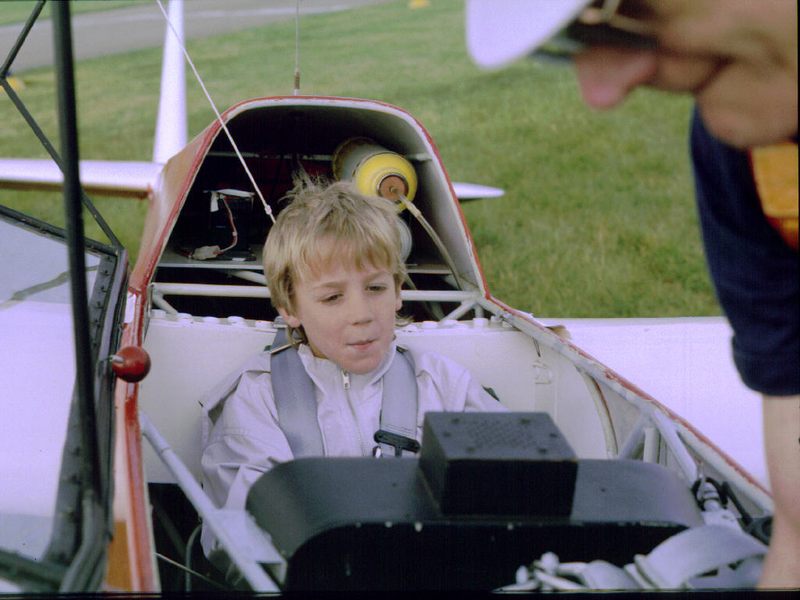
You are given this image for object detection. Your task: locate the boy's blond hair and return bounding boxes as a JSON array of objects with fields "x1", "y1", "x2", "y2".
[{"x1": 263, "y1": 175, "x2": 408, "y2": 342}]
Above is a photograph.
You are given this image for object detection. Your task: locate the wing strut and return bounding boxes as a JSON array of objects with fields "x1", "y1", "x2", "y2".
[{"x1": 153, "y1": 0, "x2": 187, "y2": 163}]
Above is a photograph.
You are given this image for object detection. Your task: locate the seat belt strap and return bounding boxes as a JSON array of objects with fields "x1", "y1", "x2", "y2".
[
  {"x1": 374, "y1": 346, "x2": 420, "y2": 457},
  {"x1": 521, "y1": 525, "x2": 766, "y2": 591},
  {"x1": 630, "y1": 524, "x2": 767, "y2": 589},
  {"x1": 270, "y1": 325, "x2": 324, "y2": 457}
]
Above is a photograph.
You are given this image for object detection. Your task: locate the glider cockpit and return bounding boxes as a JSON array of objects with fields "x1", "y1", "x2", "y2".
[
  {"x1": 133, "y1": 97, "x2": 769, "y2": 592},
  {"x1": 135, "y1": 97, "x2": 619, "y2": 589}
]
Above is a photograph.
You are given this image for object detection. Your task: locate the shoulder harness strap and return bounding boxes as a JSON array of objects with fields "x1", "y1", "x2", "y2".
[
  {"x1": 270, "y1": 325, "x2": 325, "y2": 457},
  {"x1": 374, "y1": 346, "x2": 420, "y2": 457}
]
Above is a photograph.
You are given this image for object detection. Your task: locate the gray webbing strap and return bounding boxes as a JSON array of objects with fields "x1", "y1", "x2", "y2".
[
  {"x1": 523, "y1": 525, "x2": 767, "y2": 591},
  {"x1": 630, "y1": 524, "x2": 767, "y2": 589},
  {"x1": 578, "y1": 561, "x2": 640, "y2": 590},
  {"x1": 375, "y1": 347, "x2": 419, "y2": 457},
  {"x1": 270, "y1": 326, "x2": 325, "y2": 457}
]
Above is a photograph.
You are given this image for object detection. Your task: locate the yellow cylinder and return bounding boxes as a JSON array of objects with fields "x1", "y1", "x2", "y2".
[{"x1": 332, "y1": 137, "x2": 418, "y2": 205}]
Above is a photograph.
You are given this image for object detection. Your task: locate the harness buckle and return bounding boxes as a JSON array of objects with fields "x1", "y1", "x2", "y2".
[{"x1": 373, "y1": 429, "x2": 420, "y2": 457}]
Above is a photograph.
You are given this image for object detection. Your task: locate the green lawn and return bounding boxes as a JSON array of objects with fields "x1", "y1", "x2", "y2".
[{"x1": 0, "y1": 0, "x2": 719, "y2": 318}]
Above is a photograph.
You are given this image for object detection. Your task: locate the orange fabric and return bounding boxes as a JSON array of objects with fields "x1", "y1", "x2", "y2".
[{"x1": 750, "y1": 143, "x2": 799, "y2": 250}]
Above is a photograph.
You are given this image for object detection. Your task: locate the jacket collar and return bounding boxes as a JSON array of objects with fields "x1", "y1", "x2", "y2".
[{"x1": 296, "y1": 340, "x2": 398, "y2": 390}]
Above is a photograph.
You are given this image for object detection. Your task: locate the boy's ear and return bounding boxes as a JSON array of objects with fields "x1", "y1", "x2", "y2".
[{"x1": 277, "y1": 307, "x2": 302, "y2": 329}]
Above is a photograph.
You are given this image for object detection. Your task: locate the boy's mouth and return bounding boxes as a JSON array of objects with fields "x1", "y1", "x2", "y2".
[{"x1": 348, "y1": 339, "x2": 375, "y2": 351}]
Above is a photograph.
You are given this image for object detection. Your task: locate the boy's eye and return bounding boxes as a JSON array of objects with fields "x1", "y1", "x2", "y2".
[
  {"x1": 368, "y1": 284, "x2": 388, "y2": 293},
  {"x1": 320, "y1": 294, "x2": 341, "y2": 304}
]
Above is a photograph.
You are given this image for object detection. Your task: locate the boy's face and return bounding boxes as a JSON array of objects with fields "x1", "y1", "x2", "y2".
[{"x1": 279, "y1": 255, "x2": 402, "y2": 375}]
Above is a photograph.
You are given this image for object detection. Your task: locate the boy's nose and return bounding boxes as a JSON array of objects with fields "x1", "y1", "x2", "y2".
[{"x1": 346, "y1": 292, "x2": 373, "y2": 324}]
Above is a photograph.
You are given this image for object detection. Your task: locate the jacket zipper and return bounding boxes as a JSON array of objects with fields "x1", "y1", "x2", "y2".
[{"x1": 341, "y1": 370, "x2": 366, "y2": 454}]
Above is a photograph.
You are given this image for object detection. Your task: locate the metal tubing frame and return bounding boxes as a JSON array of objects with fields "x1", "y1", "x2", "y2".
[
  {"x1": 0, "y1": 0, "x2": 45, "y2": 76},
  {"x1": 152, "y1": 281, "x2": 477, "y2": 303},
  {"x1": 53, "y1": 0, "x2": 101, "y2": 500},
  {"x1": 0, "y1": 2, "x2": 121, "y2": 248},
  {"x1": 51, "y1": 3, "x2": 108, "y2": 591},
  {"x1": 139, "y1": 412, "x2": 281, "y2": 592}
]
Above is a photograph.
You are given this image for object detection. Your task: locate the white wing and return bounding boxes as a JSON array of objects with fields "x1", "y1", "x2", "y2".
[
  {"x1": 0, "y1": 158, "x2": 161, "y2": 197},
  {"x1": 0, "y1": 0, "x2": 184, "y2": 198},
  {"x1": 452, "y1": 181, "x2": 504, "y2": 201}
]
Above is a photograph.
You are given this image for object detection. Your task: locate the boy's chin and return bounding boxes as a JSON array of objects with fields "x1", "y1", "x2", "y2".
[
  {"x1": 341, "y1": 343, "x2": 391, "y2": 375},
  {"x1": 343, "y1": 357, "x2": 383, "y2": 375}
]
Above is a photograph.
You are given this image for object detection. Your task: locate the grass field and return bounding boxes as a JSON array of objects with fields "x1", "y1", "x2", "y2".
[{"x1": 0, "y1": 0, "x2": 720, "y2": 318}]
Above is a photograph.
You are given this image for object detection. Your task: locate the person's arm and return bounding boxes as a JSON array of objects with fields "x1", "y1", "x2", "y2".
[
  {"x1": 759, "y1": 393, "x2": 800, "y2": 588},
  {"x1": 200, "y1": 371, "x2": 293, "y2": 557},
  {"x1": 202, "y1": 370, "x2": 293, "y2": 508},
  {"x1": 414, "y1": 350, "x2": 506, "y2": 414}
]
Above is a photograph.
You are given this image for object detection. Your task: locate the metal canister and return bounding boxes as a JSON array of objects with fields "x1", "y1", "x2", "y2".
[{"x1": 332, "y1": 137, "x2": 418, "y2": 204}]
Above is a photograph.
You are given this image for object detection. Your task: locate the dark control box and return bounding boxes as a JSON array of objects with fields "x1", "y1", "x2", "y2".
[
  {"x1": 247, "y1": 411, "x2": 704, "y2": 590},
  {"x1": 418, "y1": 412, "x2": 578, "y2": 516}
]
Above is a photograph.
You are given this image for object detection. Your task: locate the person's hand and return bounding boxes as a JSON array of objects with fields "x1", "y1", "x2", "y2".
[{"x1": 573, "y1": 0, "x2": 797, "y2": 148}]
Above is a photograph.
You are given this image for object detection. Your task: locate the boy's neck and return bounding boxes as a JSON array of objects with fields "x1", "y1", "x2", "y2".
[{"x1": 299, "y1": 341, "x2": 397, "y2": 382}]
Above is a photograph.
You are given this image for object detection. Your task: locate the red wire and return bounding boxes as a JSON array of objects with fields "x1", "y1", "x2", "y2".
[{"x1": 219, "y1": 197, "x2": 239, "y2": 253}]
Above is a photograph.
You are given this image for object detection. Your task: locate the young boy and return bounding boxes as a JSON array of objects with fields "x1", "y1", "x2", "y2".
[{"x1": 200, "y1": 176, "x2": 504, "y2": 559}]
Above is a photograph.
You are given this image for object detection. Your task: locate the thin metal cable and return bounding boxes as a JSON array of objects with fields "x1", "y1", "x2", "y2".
[
  {"x1": 398, "y1": 194, "x2": 463, "y2": 289},
  {"x1": 155, "y1": 552, "x2": 225, "y2": 590},
  {"x1": 154, "y1": 0, "x2": 274, "y2": 223},
  {"x1": 293, "y1": 0, "x2": 301, "y2": 94}
]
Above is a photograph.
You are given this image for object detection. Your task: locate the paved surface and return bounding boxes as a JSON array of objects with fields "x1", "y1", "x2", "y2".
[{"x1": 1, "y1": 0, "x2": 390, "y2": 73}]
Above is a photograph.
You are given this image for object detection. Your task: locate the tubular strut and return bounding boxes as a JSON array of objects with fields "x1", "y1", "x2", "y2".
[
  {"x1": 139, "y1": 412, "x2": 283, "y2": 592},
  {"x1": 0, "y1": 0, "x2": 121, "y2": 248}
]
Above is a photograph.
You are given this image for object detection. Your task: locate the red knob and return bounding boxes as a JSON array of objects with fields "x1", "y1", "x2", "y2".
[{"x1": 111, "y1": 346, "x2": 151, "y2": 383}]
